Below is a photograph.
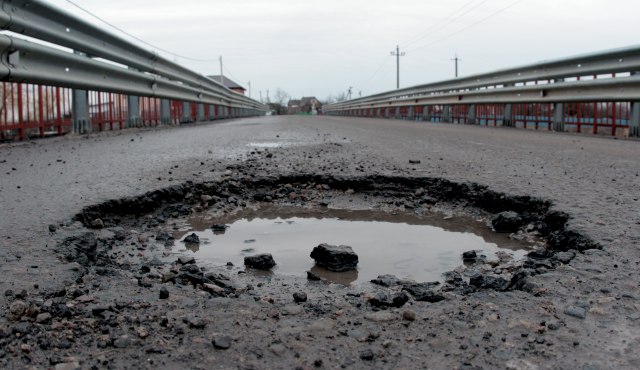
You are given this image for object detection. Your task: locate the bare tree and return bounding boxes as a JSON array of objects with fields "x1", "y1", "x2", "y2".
[
  {"x1": 324, "y1": 94, "x2": 336, "y2": 104},
  {"x1": 273, "y1": 88, "x2": 290, "y2": 107},
  {"x1": 334, "y1": 92, "x2": 347, "y2": 102}
]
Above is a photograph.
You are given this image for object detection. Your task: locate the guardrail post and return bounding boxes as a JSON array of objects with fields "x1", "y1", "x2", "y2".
[
  {"x1": 443, "y1": 106, "x2": 451, "y2": 123},
  {"x1": 467, "y1": 104, "x2": 476, "y2": 125},
  {"x1": 72, "y1": 89, "x2": 90, "y2": 134},
  {"x1": 71, "y1": 51, "x2": 90, "y2": 134},
  {"x1": 630, "y1": 102, "x2": 640, "y2": 137},
  {"x1": 160, "y1": 99, "x2": 171, "y2": 124},
  {"x1": 553, "y1": 103, "x2": 565, "y2": 132},
  {"x1": 127, "y1": 95, "x2": 140, "y2": 128},
  {"x1": 181, "y1": 101, "x2": 191, "y2": 123},
  {"x1": 423, "y1": 105, "x2": 430, "y2": 122},
  {"x1": 197, "y1": 103, "x2": 205, "y2": 121},
  {"x1": 503, "y1": 104, "x2": 513, "y2": 127}
]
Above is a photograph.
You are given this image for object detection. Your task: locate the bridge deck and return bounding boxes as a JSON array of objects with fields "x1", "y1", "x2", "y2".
[{"x1": 0, "y1": 115, "x2": 638, "y2": 367}]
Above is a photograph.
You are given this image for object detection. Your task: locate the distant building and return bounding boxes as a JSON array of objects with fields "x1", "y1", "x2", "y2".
[
  {"x1": 207, "y1": 75, "x2": 246, "y2": 95},
  {"x1": 287, "y1": 99, "x2": 302, "y2": 114},
  {"x1": 287, "y1": 97, "x2": 322, "y2": 115},
  {"x1": 300, "y1": 97, "x2": 322, "y2": 114}
]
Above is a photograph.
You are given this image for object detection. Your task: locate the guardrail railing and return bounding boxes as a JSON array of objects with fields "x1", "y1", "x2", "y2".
[
  {"x1": 0, "y1": 0, "x2": 267, "y2": 141},
  {"x1": 324, "y1": 45, "x2": 640, "y2": 137}
]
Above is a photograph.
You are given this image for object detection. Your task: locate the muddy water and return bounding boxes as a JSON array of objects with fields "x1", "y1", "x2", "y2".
[{"x1": 166, "y1": 207, "x2": 534, "y2": 284}]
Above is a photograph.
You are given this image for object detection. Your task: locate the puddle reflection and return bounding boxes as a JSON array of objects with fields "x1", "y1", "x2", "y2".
[{"x1": 167, "y1": 206, "x2": 535, "y2": 285}]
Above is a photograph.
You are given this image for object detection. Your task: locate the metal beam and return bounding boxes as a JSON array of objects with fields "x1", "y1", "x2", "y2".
[
  {"x1": 0, "y1": 0, "x2": 264, "y2": 111},
  {"x1": 0, "y1": 35, "x2": 265, "y2": 111}
]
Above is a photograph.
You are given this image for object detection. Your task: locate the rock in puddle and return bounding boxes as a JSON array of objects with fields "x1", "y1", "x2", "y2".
[
  {"x1": 244, "y1": 254, "x2": 276, "y2": 270},
  {"x1": 211, "y1": 224, "x2": 229, "y2": 233},
  {"x1": 183, "y1": 233, "x2": 200, "y2": 244},
  {"x1": 310, "y1": 243, "x2": 358, "y2": 272},
  {"x1": 462, "y1": 250, "x2": 477, "y2": 262}
]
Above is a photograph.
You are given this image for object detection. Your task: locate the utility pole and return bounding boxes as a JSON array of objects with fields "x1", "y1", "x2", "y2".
[
  {"x1": 347, "y1": 87, "x2": 353, "y2": 101},
  {"x1": 266, "y1": 89, "x2": 270, "y2": 103},
  {"x1": 390, "y1": 45, "x2": 405, "y2": 89},
  {"x1": 451, "y1": 54, "x2": 461, "y2": 78},
  {"x1": 219, "y1": 56, "x2": 224, "y2": 84},
  {"x1": 259, "y1": 90, "x2": 263, "y2": 102}
]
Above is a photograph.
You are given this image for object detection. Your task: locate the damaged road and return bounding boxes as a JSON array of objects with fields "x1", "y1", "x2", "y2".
[{"x1": 0, "y1": 115, "x2": 639, "y2": 369}]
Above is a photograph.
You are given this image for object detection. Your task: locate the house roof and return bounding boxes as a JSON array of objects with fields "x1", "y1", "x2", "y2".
[
  {"x1": 207, "y1": 75, "x2": 246, "y2": 91},
  {"x1": 300, "y1": 96, "x2": 320, "y2": 105}
]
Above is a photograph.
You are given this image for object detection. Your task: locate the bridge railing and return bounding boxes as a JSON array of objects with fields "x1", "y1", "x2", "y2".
[
  {"x1": 324, "y1": 45, "x2": 640, "y2": 137},
  {"x1": 0, "y1": 0, "x2": 267, "y2": 141}
]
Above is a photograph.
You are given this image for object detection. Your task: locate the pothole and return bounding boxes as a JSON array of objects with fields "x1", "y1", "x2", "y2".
[
  {"x1": 70, "y1": 173, "x2": 600, "y2": 298},
  {"x1": 165, "y1": 206, "x2": 537, "y2": 285}
]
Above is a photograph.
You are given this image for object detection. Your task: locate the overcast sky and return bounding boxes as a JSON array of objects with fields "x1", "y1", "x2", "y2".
[{"x1": 45, "y1": 0, "x2": 639, "y2": 102}]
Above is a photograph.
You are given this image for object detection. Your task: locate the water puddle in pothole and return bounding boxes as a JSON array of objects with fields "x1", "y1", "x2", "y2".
[
  {"x1": 247, "y1": 142, "x2": 285, "y2": 148},
  {"x1": 163, "y1": 207, "x2": 536, "y2": 285}
]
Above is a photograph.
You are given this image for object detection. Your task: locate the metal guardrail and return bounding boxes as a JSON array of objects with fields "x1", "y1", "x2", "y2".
[
  {"x1": 325, "y1": 45, "x2": 640, "y2": 110},
  {"x1": 324, "y1": 45, "x2": 640, "y2": 137},
  {"x1": 0, "y1": 0, "x2": 266, "y2": 116}
]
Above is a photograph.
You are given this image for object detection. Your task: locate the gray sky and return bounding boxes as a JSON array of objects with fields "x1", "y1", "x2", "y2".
[{"x1": 46, "y1": 0, "x2": 640, "y2": 102}]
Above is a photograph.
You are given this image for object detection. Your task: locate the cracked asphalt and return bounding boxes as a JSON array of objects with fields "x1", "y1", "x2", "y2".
[{"x1": 1, "y1": 115, "x2": 639, "y2": 369}]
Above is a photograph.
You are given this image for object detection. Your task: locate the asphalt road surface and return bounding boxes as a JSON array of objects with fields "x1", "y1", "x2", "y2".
[{"x1": 1, "y1": 115, "x2": 639, "y2": 369}]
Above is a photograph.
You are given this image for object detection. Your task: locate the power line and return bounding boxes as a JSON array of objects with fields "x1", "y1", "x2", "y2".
[
  {"x1": 223, "y1": 64, "x2": 242, "y2": 85},
  {"x1": 357, "y1": 55, "x2": 392, "y2": 91},
  {"x1": 64, "y1": 0, "x2": 220, "y2": 63},
  {"x1": 402, "y1": 0, "x2": 489, "y2": 48},
  {"x1": 406, "y1": 0, "x2": 527, "y2": 52}
]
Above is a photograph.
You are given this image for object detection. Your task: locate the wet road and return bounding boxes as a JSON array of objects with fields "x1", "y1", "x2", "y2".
[{"x1": 1, "y1": 115, "x2": 639, "y2": 289}]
